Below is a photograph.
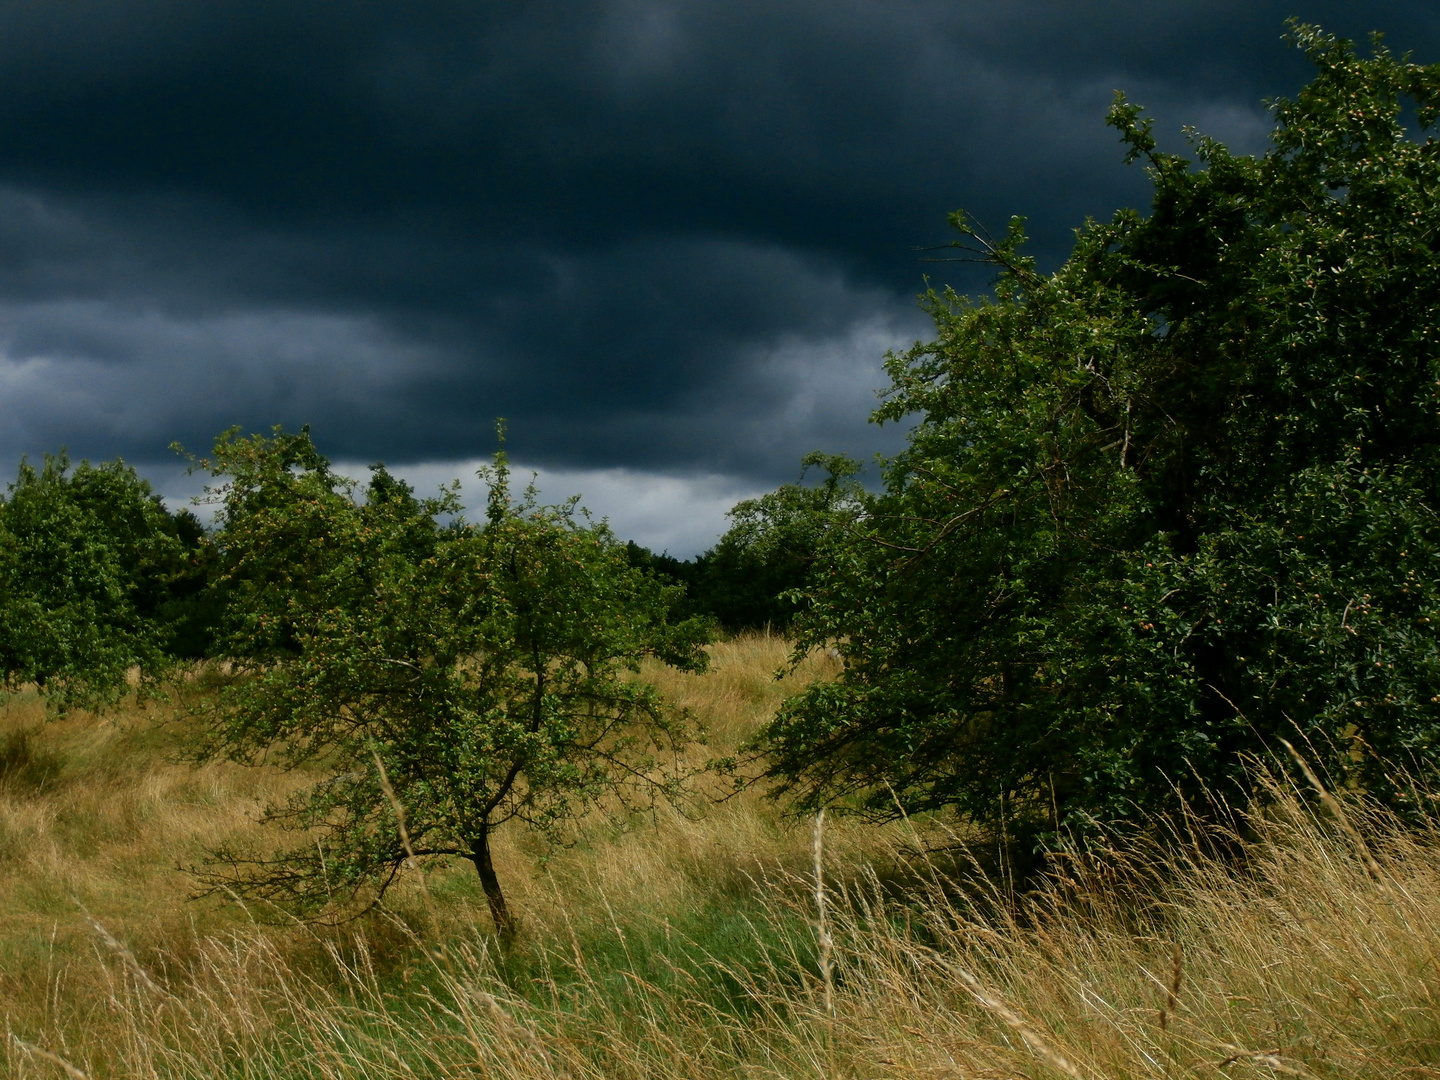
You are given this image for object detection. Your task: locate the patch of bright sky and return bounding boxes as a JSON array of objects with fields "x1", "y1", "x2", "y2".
[{"x1": 153, "y1": 459, "x2": 764, "y2": 559}]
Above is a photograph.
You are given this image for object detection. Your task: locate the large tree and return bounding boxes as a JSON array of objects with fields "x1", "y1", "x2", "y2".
[
  {"x1": 191, "y1": 427, "x2": 710, "y2": 931},
  {"x1": 0, "y1": 453, "x2": 204, "y2": 709},
  {"x1": 760, "y1": 24, "x2": 1440, "y2": 835}
]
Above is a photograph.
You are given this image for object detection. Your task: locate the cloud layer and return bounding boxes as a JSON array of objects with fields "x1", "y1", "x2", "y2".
[{"x1": 1, "y1": 1, "x2": 1435, "y2": 550}]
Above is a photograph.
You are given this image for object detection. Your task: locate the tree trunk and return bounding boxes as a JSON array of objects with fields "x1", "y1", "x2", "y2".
[{"x1": 469, "y1": 822, "x2": 514, "y2": 938}]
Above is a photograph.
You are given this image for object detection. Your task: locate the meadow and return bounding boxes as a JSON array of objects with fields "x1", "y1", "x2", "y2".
[{"x1": 2, "y1": 633, "x2": 1438, "y2": 1079}]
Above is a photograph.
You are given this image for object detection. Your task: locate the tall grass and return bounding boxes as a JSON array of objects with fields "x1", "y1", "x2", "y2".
[{"x1": 4, "y1": 634, "x2": 1439, "y2": 1078}]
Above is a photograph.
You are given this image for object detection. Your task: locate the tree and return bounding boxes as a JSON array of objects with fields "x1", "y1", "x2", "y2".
[
  {"x1": 191, "y1": 427, "x2": 711, "y2": 931},
  {"x1": 759, "y1": 24, "x2": 1440, "y2": 836},
  {"x1": 695, "y1": 453, "x2": 865, "y2": 632},
  {"x1": 625, "y1": 453, "x2": 866, "y2": 633},
  {"x1": 0, "y1": 453, "x2": 203, "y2": 708}
]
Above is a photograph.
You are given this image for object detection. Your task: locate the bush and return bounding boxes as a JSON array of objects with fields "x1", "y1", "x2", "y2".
[{"x1": 760, "y1": 24, "x2": 1440, "y2": 833}]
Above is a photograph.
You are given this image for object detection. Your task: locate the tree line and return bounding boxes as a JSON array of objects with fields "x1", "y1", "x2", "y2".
[{"x1": 4, "y1": 23, "x2": 1439, "y2": 921}]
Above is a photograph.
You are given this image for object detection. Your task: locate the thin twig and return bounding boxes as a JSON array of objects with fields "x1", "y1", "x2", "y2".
[
  {"x1": 930, "y1": 955, "x2": 1086, "y2": 1080},
  {"x1": 75, "y1": 902, "x2": 169, "y2": 998},
  {"x1": 813, "y1": 809, "x2": 836, "y2": 1018},
  {"x1": 1158, "y1": 941, "x2": 1183, "y2": 1031},
  {"x1": 10, "y1": 1036, "x2": 90, "y2": 1080}
]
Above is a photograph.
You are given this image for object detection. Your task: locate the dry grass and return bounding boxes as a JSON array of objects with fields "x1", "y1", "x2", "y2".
[{"x1": 3, "y1": 633, "x2": 1440, "y2": 1078}]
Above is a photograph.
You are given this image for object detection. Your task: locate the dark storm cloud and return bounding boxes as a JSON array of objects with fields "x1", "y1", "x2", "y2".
[{"x1": 1, "y1": 0, "x2": 1436, "y2": 495}]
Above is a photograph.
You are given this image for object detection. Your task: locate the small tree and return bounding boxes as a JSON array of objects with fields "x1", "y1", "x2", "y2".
[
  {"x1": 760, "y1": 24, "x2": 1440, "y2": 835},
  {"x1": 192, "y1": 427, "x2": 710, "y2": 931},
  {"x1": 696, "y1": 453, "x2": 865, "y2": 631},
  {"x1": 628, "y1": 454, "x2": 866, "y2": 632},
  {"x1": 0, "y1": 453, "x2": 201, "y2": 709}
]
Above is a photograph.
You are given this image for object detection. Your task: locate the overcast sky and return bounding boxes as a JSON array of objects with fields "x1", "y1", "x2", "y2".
[{"x1": 1, "y1": 2, "x2": 1435, "y2": 553}]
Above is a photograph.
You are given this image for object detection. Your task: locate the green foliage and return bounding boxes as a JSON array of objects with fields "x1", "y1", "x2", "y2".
[
  {"x1": 631, "y1": 453, "x2": 866, "y2": 633},
  {"x1": 190, "y1": 426, "x2": 712, "y2": 929},
  {"x1": 698, "y1": 453, "x2": 865, "y2": 632},
  {"x1": 0, "y1": 453, "x2": 205, "y2": 708},
  {"x1": 760, "y1": 24, "x2": 1440, "y2": 834}
]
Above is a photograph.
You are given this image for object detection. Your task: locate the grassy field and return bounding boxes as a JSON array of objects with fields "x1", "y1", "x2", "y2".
[{"x1": 2, "y1": 633, "x2": 1438, "y2": 1079}]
